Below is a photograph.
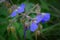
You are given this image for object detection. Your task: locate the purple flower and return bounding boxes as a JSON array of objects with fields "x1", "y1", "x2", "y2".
[
  {"x1": 29, "y1": 15, "x2": 43, "y2": 32},
  {"x1": 35, "y1": 14, "x2": 43, "y2": 24},
  {"x1": 35, "y1": 13, "x2": 50, "y2": 23},
  {"x1": 30, "y1": 22, "x2": 38, "y2": 32},
  {"x1": 10, "y1": 3, "x2": 26, "y2": 17},
  {"x1": 17, "y1": 3, "x2": 26, "y2": 13},
  {"x1": 29, "y1": 13, "x2": 50, "y2": 32},
  {"x1": 41, "y1": 13, "x2": 50, "y2": 23},
  {"x1": 10, "y1": 10, "x2": 17, "y2": 17}
]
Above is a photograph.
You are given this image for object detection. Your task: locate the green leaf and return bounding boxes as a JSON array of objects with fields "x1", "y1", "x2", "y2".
[
  {"x1": 0, "y1": 35, "x2": 5, "y2": 40},
  {"x1": 0, "y1": 6, "x2": 8, "y2": 16},
  {"x1": 8, "y1": 33, "x2": 17, "y2": 40},
  {"x1": 40, "y1": 0, "x2": 49, "y2": 11},
  {"x1": 26, "y1": 30, "x2": 32, "y2": 40},
  {"x1": 25, "y1": 3, "x2": 34, "y2": 12},
  {"x1": 13, "y1": 22, "x2": 24, "y2": 39},
  {"x1": 0, "y1": 18, "x2": 7, "y2": 24}
]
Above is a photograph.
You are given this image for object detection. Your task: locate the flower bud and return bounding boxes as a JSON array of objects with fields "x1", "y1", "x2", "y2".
[
  {"x1": 10, "y1": 26, "x2": 15, "y2": 32},
  {"x1": 36, "y1": 30, "x2": 40, "y2": 35}
]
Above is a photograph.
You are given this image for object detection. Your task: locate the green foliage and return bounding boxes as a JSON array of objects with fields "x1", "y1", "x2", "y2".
[{"x1": 0, "y1": 0, "x2": 60, "y2": 40}]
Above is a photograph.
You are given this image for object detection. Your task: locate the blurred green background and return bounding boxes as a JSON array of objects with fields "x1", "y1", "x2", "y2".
[{"x1": 0, "y1": 0, "x2": 60, "y2": 40}]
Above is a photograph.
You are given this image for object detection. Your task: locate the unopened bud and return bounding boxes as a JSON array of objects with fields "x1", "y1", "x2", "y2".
[
  {"x1": 36, "y1": 30, "x2": 40, "y2": 35},
  {"x1": 10, "y1": 5, "x2": 18, "y2": 11},
  {"x1": 10, "y1": 26, "x2": 15, "y2": 32},
  {"x1": 7, "y1": 27, "x2": 10, "y2": 32},
  {"x1": 25, "y1": 22, "x2": 29, "y2": 28}
]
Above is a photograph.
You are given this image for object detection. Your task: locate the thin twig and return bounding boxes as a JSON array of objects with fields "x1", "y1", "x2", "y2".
[
  {"x1": 27, "y1": 4, "x2": 40, "y2": 15},
  {"x1": 21, "y1": 4, "x2": 40, "y2": 20},
  {"x1": 9, "y1": 0, "x2": 14, "y2": 5},
  {"x1": 42, "y1": 23, "x2": 60, "y2": 32},
  {"x1": 48, "y1": 4, "x2": 60, "y2": 13},
  {"x1": 35, "y1": 31, "x2": 37, "y2": 40},
  {"x1": 48, "y1": 4, "x2": 60, "y2": 18}
]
